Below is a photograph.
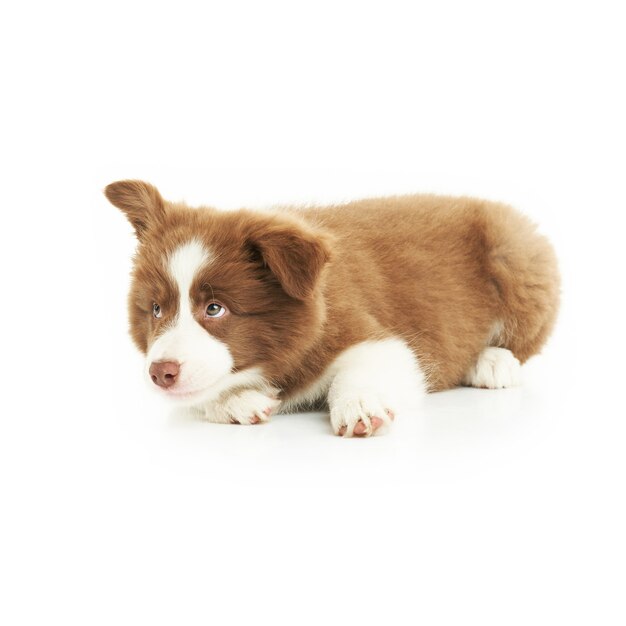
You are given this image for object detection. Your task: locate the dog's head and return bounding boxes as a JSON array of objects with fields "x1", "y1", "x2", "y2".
[{"x1": 105, "y1": 180, "x2": 332, "y2": 405}]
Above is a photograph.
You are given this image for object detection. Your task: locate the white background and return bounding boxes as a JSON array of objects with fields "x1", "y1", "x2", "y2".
[{"x1": 1, "y1": 1, "x2": 625, "y2": 624}]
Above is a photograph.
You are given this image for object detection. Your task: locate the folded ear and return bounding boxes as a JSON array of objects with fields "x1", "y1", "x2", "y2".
[
  {"x1": 250, "y1": 218, "x2": 333, "y2": 300},
  {"x1": 104, "y1": 180, "x2": 166, "y2": 238}
]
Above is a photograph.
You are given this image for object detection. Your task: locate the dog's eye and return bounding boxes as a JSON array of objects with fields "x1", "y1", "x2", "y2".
[
  {"x1": 205, "y1": 303, "x2": 226, "y2": 318},
  {"x1": 152, "y1": 303, "x2": 162, "y2": 319}
]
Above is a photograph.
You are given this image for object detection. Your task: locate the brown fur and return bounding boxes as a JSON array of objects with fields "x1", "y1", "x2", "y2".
[{"x1": 105, "y1": 181, "x2": 560, "y2": 397}]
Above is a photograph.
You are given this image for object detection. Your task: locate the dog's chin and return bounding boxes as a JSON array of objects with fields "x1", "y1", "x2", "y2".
[
  {"x1": 151, "y1": 380, "x2": 224, "y2": 407},
  {"x1": 158, "y1": 386, "x2": 208, "y2": 404}
]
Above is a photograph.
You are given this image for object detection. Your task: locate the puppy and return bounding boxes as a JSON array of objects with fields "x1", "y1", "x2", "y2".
[{"x1": 105, "y1": 181, "x2": 560, "y2": 437}]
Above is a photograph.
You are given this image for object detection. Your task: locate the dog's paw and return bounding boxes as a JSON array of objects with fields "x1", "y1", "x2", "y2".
[
  {"x1": 201, "y1": 389, "x2": 280, "y2": 425},
  {"x1": 330, "y1": 393, "x2": 396, "y2": 438},
  {"x1": 463, "y1": 347, "x2": 521, "y2": 389}
]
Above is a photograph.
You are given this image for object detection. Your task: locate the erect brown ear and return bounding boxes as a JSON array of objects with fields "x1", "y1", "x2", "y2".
[
  {"x1": 249, "y1": 217, "x2": 333, "y2": 300},
  {"x1": 104, "y1": 180, "x2": 166, "y2": 238}
]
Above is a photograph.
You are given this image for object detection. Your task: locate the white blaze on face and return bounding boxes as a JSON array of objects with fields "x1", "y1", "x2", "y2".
[{"x1": 145, "y1": 240, "x2": 234, "y2": 403}]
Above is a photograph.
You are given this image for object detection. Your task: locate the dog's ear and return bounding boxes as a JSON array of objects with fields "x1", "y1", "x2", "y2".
[
  {"x1": 249, "y1": 218, "x2": 333, "y2": 300},
  {"x1": 104, "y1": 180, "x2": 166, "y2": 238}
]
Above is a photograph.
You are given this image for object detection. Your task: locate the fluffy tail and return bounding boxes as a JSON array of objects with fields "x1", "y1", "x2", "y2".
[{"x1": 482, "y1": 204, "x2": 560, "y2": 362}]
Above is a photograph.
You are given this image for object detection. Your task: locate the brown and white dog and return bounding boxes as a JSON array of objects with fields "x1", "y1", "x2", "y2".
[{"x1": 105, "y1": 181, "x2": 560, "y2": 437}]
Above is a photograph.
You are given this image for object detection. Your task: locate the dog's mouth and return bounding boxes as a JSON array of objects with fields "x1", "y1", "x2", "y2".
[
  {"x1": 161, "y1": 386, "x2": 205, "y2": 399},
  {"x1": 158, "y1": 376, "x2": 224, "y2": 402}
]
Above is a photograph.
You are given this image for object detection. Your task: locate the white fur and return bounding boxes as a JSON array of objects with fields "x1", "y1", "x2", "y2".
[
  {"x1": 168, "y1": 239, "x2": 208, "y2": 290},
  {"x1": 146, "y1": 241, "x2": 249, "y2": 405},
  {"x1": 281, "y1": 338, "x2": 426, "y2": 437},
  {"x1": 463, "y1": 347, "x2": 521, "y2": 389},
  {"x1": 196, "y1": 389, "x2": 281, "y2": 424}
]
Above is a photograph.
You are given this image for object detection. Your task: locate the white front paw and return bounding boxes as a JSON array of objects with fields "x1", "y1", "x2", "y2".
[
  {"x1": 201, "y1": 389, "x2": 280, "y2": 425},
  {"x1": 329, "y1": 392, "x2": 395, "y2": 438}
]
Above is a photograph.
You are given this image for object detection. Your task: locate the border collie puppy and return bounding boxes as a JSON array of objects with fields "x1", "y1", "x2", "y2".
[{"x1": 105, "y1": 181, "x2": 559, "y2": 437}]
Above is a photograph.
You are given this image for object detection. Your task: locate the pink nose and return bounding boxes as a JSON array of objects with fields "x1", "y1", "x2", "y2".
[{"x1": 149, "y1": 361, "x2": 180, "y2": 388}]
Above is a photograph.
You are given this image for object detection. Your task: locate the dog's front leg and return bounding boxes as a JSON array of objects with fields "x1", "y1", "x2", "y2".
[
  {"x1": 198, "y1": 388, "x2": 281, "y2": 425},
  {"x1": 327, "y1": 338, "x2": 426, "y2": 437}
]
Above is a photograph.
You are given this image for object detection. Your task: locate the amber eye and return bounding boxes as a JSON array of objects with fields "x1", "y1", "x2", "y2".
[
  {"x1": 205, "y1": 303, "x2": 226, "y2": 318},
  {"x1": 152, "y1": 303, "x2": 162, "y2": 319}
]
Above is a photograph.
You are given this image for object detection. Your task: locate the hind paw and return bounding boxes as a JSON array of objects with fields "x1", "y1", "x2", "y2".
[{"x1": 463, "y1": 347, "x2": 521, "y2": 389}]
